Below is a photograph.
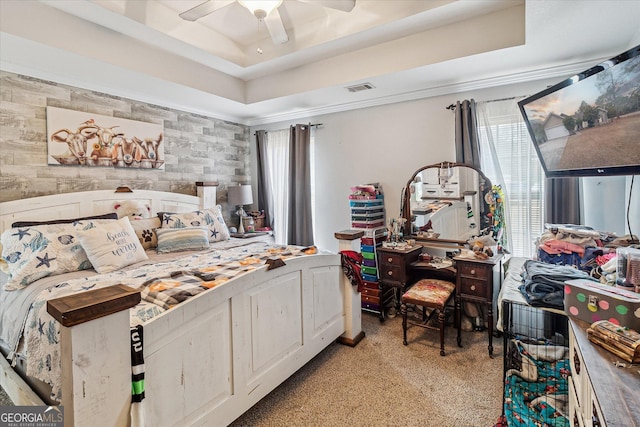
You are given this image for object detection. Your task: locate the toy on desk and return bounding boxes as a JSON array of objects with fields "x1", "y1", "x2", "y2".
[{"x1": 468, "y1": 234, "x2": 496, "y2": 259}]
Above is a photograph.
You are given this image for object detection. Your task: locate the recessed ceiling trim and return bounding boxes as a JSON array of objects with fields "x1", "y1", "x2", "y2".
[{"x1": 246, "y1": 57, "x2": 608, "y2": 126}]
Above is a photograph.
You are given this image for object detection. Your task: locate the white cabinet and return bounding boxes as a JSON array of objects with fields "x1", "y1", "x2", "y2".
[
  {"x1": 419, "y1": 165, "x2": 472, "y2": 199},
  {"x1": 570, "y1": 318, "x2": 640, "y2": 426}
]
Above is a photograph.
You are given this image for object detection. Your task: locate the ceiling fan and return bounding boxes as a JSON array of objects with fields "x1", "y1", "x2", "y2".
[{"x1": 179, "y1": 0, "x2": 356, "y2": 45}]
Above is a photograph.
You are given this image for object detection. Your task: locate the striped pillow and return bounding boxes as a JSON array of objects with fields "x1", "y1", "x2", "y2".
[
  {"x1": 156, "y1": 227, "x2": 210, "y2": 254},
  {"x1": 160, "y1": 206, "x2": 230, "y2": 243}
]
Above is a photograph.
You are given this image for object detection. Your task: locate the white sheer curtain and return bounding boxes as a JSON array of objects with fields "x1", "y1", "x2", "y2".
[
  {"x1": 477, "y1": 99, "x2": 546, "y2": 257},
  {"x1": 265, "y1": 129, "x2": 290, "y2": 245}
]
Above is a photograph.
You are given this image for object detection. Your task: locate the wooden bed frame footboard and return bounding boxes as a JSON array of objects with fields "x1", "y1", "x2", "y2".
[
  {"x1": 0, "y1": 190, "x2": 364, "y2": 426},
  {"x1": 43, "y1": 253, "x2": 350, "y2": 426}
]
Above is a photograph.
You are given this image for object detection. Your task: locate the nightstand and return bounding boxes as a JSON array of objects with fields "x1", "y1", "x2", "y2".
[
  {"x1": 454, "y1": 255, "x2": 502, "y2": 357},
  {"x1": 377, "y1": 246, "x2": 422, "y2": 320}
]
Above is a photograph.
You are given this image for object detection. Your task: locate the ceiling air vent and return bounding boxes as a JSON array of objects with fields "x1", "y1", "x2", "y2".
[{"x1": 346, "y1": 83, "x2": 375, "y2": 93}]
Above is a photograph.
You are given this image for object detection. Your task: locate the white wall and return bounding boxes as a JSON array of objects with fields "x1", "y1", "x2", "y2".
[
  {"x1": 252, "y1": 78, "x2": 575, "y2": 252},
  {"x1": 583, "y1": 176, "x2": 640, "y2": 237}
]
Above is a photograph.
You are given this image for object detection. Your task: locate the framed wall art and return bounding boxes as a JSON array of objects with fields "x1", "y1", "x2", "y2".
[{"x1": 46, "y1": 107, "x2": 164, "y2": 169}]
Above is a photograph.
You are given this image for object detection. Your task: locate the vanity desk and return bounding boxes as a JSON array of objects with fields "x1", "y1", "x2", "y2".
[{"x1": 399, "y1": 161, "x2": 502, "y2": 356}]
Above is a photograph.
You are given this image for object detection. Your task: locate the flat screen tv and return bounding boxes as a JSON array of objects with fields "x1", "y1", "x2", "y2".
[{"x1": 518, "y1": 44, "x2": 640, "y2": 177}]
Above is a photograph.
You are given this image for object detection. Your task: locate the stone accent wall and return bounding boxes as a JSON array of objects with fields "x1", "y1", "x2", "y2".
[{"x1": 0, "y1": 71, "x2": 251, "y2": 220}]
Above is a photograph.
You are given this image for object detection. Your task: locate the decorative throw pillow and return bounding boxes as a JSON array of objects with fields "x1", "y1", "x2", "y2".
[
  {"x1": 156, "y1": 227, "x2": 210, "y2": 254},
  {"x1": 75, "y1": 217, "x2": 148, "y2": 274},
  {"x1": 1, "y1": 223, "x2": 93, "y2": 290},
  {"x1": 129, "y1": 217, "x2": 161, "y2": 249},
  {"x1": 11, "y1": 212, "x2": 118, "y2": 228},
  {"x1": 161, "y1": 206, "x2": 230, "y2": 243}
]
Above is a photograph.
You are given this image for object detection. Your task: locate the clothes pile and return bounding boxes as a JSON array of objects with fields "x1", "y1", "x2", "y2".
[
  {"x1": 518, "y1": 259, "x2": 594, "y2": 309},
  {"x1": 537, "y1": 223, "x2": 638, "y2": 277},
  {"x1": 520, "y1": 224, "x2": 640, "y2": 309}
]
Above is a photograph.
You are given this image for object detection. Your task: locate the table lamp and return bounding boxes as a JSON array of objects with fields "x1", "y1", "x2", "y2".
[{"x1": 228, "y1": 184, "x2": 253, "y2": 233}]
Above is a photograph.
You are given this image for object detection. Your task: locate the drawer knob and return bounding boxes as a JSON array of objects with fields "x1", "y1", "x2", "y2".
[
  {"x1": 470, "y1": 269, "x2": 476, "y2": 275},
  {"x1": 388, "y1": 271, "x2": 393, "y2": 276},
  {"x1": 470, "y1": 285, "x2": 476, "y2": 291},
  {"x1": 388, "y1": 257, "x2": 393, "y2": 263}
]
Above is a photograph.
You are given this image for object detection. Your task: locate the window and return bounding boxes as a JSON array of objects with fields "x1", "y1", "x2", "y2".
[
  {"x1": 477, "y1": 99, "x2": 546, "y2": 257},
  {"x1": 264, "y1": 129, "x2": 290, "y2": 245},
  {"x1": 263, "y1": 128, "x2": 316, "y2": 245}
]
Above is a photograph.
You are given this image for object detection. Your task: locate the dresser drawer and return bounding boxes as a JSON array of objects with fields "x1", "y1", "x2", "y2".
[
  {"x1": 457, "y1": 262, "x2": 491, "y2": 280},
  {"x1": 362, "y1": 281, "x2": 379, "y2": 290},
  {"x1": 361, "y1": 294, "x2": 380, "y2": 305},
  {"x1": 440, "y1": 183, "x2": 461, "y2": 198},
  {"x1": 379, "y1": 251, "x2": 406, "y2": 266},
  {"x1": 361, "y1": 287, "x2": 380, "y2": 297},
  {"x1": 459, "y1": 278, "x2": 489, "y2": 299},
  {"x1": 421, "y1": 184, "x2": 440, "y2": 198},
  {"x1": 380, "y1": 264, "x2": 406, "y2": 282},
  {"x1": 362, "y1": 301, "x2": 381, "y2": 311}
]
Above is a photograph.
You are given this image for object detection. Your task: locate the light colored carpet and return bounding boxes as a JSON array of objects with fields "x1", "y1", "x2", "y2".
[
  {"x1": 0, "y1": 313, "x2": 504, "y2": 426},
  {"x1": 231, "y1": 312, "x2": 504, "y2": 426},
  {"x1": 0, "y1": 385, "x2": 10, "y2": 406}
]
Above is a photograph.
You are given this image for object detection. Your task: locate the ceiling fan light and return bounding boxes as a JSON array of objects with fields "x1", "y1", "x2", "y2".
[{"x1": 238, "y1": 0, "x2": 283, "y2": 19}]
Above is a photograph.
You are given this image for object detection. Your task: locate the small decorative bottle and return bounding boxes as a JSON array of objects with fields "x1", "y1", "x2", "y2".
[{"x1": 247, "y1": 216, "x2": 255, "y2": 232}]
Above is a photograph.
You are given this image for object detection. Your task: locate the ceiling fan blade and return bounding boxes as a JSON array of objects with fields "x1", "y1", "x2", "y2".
[
  {"x1": 297, "y1": 0, "x2": 356, "y2": 12},
  {"x1": 179, "y1": 0, "x2": 234, "y2": 21},
  {"x1": 264, "y1": 8, "x2": 289, "y2": 44}
]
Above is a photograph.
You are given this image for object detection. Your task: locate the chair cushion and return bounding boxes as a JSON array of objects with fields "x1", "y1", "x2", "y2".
[{"x1": 402, "y1": 279, "x2": 455, "y2": 308}]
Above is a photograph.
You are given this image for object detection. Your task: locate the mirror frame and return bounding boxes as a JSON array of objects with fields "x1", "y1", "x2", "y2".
[{"x1": 401, "y1": 161, "x2": 493, "y2": 244}]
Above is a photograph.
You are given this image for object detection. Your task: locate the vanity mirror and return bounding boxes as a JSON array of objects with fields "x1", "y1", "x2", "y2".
[{"x1": 401, "y1": 162, "x2": 493, "y2": 243}]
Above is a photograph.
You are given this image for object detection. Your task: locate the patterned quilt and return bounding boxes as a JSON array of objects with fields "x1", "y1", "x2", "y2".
[{"x1": 21, "y1": 242, "x2": 318, "y2": 400}]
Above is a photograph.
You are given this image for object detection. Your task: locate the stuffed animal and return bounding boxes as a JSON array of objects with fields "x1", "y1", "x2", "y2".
[{"x1": 113, "y1": 200, "x2": 151, "y2": 220}]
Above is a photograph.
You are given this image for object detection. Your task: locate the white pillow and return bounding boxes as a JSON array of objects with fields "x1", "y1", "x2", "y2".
[
  {"x1": 76, "y1": 217, "x2": 148, "y2": 274},
  {"x1": 1, "y1": 223, "x2": 93, "y2": 290},
  {"x1": 129, "y1": 217, "x2": 161, "y2": 249},
  {"x1": 161, "y1": 206, "x2": 230, "y2": 243}
]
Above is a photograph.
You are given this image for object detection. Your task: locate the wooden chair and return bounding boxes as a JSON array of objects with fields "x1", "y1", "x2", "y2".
[{"x1": 401, "y1": 278, "x2": 456, "y2": 356}]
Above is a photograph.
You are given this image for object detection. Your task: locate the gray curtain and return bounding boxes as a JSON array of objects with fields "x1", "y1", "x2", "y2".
[
  {"x1": 255, "y1": 130, "x2": 272, "y2": 228},
  {"x1": 287, "y1": 124, "x2": 314, "y2": 246},
  {"x1": 454, "y1": 99, "x2": 481, "y2": 168},
  {"x1": 545, "y1": 177, "x2": 581, "y2": 224}
]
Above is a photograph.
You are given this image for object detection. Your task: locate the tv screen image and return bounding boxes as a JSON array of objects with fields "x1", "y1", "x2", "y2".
[{"x1": 518, "y1": 44, "x2": 640, "y2": 177}]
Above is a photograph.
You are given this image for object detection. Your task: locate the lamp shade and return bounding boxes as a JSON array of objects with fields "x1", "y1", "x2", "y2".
[{"x1": 228, "y1": 184, "x2": 253, "y2": 206}]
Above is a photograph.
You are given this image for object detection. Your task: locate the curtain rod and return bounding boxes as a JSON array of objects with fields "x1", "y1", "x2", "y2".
[
  {"x1": 485, "y1": 95, "x2": 529, "y2": 103},
  {"x1": 253, "y1": 123, "x2": 323, "y2": 135},
  {"x1": 445, "y1": 96, "x2": 529, "y2": 110}
]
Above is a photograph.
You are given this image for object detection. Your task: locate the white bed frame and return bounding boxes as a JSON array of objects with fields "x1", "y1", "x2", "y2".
[{"x1": 0, "y1": 190, "x2": 363, "y2": 426}]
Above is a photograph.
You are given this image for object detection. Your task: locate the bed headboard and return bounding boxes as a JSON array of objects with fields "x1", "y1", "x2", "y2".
[{"x1": 0, "y1": 189, "x2": 208, "y2": 234}]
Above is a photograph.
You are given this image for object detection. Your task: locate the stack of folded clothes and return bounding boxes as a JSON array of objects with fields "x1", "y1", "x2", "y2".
[{"x1": 536, "y1": 223, "x2": 626, "y2": 272}]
